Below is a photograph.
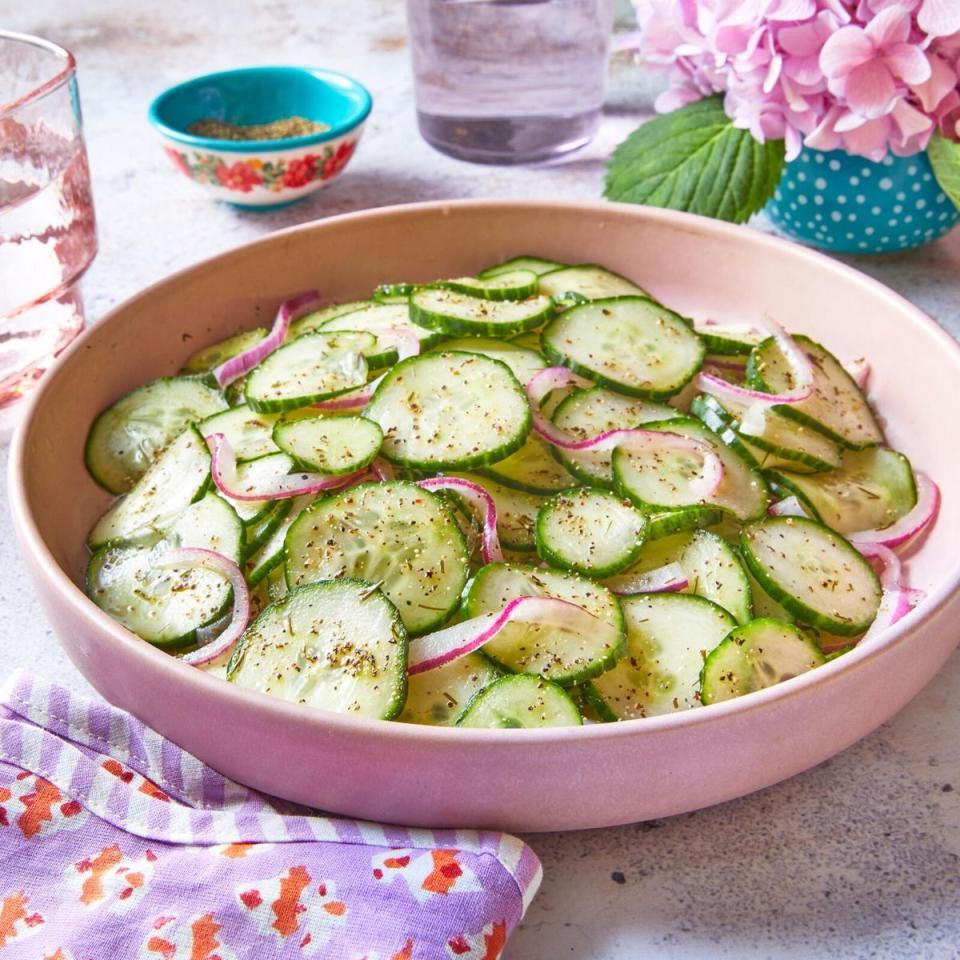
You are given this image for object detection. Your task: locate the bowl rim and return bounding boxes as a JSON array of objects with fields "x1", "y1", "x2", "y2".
[
  {"x1": 10, "y1": 198, "x2": 960, "y2": 747},
  {"x1": 147, "y1": 65, "x2": 372, "y2": 153}
]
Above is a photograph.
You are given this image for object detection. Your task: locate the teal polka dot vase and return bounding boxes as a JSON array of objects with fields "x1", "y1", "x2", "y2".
[{"x1": 765, "y1": 148, "x2": 959, "y2": 254}]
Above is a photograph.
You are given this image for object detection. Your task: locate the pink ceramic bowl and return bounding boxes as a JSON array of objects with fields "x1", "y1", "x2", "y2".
[{"x1": 9, "y1": 200, "x2": 960, "y2": 832}]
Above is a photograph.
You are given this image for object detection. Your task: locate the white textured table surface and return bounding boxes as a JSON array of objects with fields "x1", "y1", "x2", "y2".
[{"x1": 3, "y1": 3, "x2": 960, "y2": 958}]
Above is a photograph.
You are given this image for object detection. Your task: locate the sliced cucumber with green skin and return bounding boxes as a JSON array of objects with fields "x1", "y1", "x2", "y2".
[
  {"x1": 479, "y1": 255, "x2": 565, "y2": 278},
  {"x1": 409, "y1": 288, "x2": 554, "y2": 337},
  {"x1": 88, "y1": 427, "x2": 211, "y2": 549},
  {"x1": 456, "y1": 674, "x2": 583, "y2": 728},
  {"x1": 536, "y1": 487, "x2": 648, "y2": 577},
  {"x1": 285, "y1": 481, "x2": 469, "y2": 635},
  {"x1": 85, "y1": 377, "x2": 227, "y2": 494},
  {"x1": 242, "y1": 498, "x2": 292, "y2": 563},
  {"x1": 463, "y1": 562, "x2": 626, "y2": 685},
  {"x1": 434, "y1": 337, "x2": 545, "y2": 386},
  {"x1": 227, "y1": 579, "x2": 408, "y2": 720},
  {"x1": 245, "y1": 331, "x2": 373, "y2": 413},
  {"x1": 365, "y1": 352, "x2": 531, "y2": 471},
  {"x1": 680, "y1": 530, "x2": 752, "y2": 624},
  {"x1": 613, "y1": 417, "x2": 769, "y2": 522},
  {"x1": 436, "y1": 269, "x2": 539, "y2": 302},
  {"x1": 745, "y1": 568, "x2": 795, "y2": 623},
  {"x1": 747, "y1": 335, "x2": 883, "y2": 450},
  {"x1": 448, "y1": 472, "x2": 544, "y2": 551},
  {"x1": 541, "y1": 297, "x2": 704, "y2": 399},
  {"x1": 245, "y1": 494, "x2": 312, "y2": 586},
  {"x1": 646, "y1": 506, "x2": 724, "y2": 540},
  {"x1": 587, "y1": 593, "x2": 736, "y2": 720},
  {"x1": 397, "y1": 652, "x2": 501, "y2": 726},
  {"x1": 551, "y1": 386, "x2": 675, "y2": 487},
  {"x1": 691, "y1": 394, "x2": 843, "y2": 473},
  {"x1": 320, "y1": 303, "x2": 444, "y2": 369},
  {"x1": 181, "y1": 329, "x2": 268, "y2": 375},
  {"x1": 538, "y1": 264, "x2": 647, "y2": 302},
  {"x1": 740, "y1": 516, "x2": 881, "y2": 636},
  {"x1": 219, "y1": 452, "x2": 296, "y2": 526},
  {"x1": 273, "y1": 415, "x2": 382, "y2": 475},
  {"x1": 767, "y1": 447, "x2": 917, "y2": 535},
  {"x1": 198, "y1": 404, "x2": 282, "y2": 461},
  {"x1": 602, "y1": 531, "x2": 695, "y2": 593},
  {"x1": 373, "y1": 282, "x2": 414, "y2": 302},
  {"x1": 288, "y1": 300, "x2": 372, "y2": 338},
  {"x1": 700, "y1": 618, "x2": 825, "y2": 705},
  {"x1": 510, "y1": 330, "x2": 546, "y2": 352},
  {"x1": 692, "y1": 323, "x2": 765, "y2": 356},
  {"x1": 87, "y1": 493, "x2": 243, "y2": 648},
  {"x1": 479, "y1": 433, "x2": 577, "y2": 495}
]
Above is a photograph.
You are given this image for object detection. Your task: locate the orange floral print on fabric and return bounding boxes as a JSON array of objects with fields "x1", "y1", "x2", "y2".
[
  {"x1": 446, "y1": 920, "x2": 507, "y2": 960},
  {"x1": 0, "y1": 890, "x2": 44, "y2": 946},
  {"x1": 144, "y1": 913, "x2": 237, "y2": 960},
  {"x1": 102, "y1": 758, "x2": 171, "y2": 803}
]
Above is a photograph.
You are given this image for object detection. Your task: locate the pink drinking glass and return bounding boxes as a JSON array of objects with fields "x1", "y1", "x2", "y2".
[{"x1": 0, "y1": 30, "x2": 97, "y2": 432}]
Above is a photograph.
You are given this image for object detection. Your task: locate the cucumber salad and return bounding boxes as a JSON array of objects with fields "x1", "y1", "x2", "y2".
[{"x1": 83, "y1": 256, "x2": 940, "y2": 729}]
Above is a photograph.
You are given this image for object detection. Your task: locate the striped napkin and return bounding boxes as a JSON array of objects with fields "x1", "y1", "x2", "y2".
[{"x1": 0, "y1": 670, "x2": 540, "y2": 959}]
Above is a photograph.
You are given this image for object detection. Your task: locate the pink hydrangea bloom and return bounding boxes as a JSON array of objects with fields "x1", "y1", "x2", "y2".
[{"x1": 635, "y1": 0, "x2": 960, "y2": 160}]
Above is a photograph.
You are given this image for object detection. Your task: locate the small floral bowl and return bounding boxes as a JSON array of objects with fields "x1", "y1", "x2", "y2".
[{"x1": 148, "y1": 66, "x2": 372, "y2": 210}]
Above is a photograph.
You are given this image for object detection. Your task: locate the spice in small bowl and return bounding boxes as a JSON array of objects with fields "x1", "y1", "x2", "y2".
[{"x1": 186, "y1": 116, "x2": 330, "y2": 141}]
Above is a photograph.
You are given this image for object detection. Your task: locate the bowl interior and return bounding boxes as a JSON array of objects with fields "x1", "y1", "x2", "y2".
[{"x1": 149, "y1": 66, "x2": 372, "y2": 150}]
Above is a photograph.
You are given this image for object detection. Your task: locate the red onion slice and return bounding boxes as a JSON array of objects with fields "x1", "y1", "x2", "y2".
[
  {"x1": 695, "y1": 315, "x2": 814, "y2": 409},
  {"x1": 768, "y1": 496, "x2": 809, "y2": 518},
  {"x1": 156, "y1": 548, "x2": 250, "y2": 666},
  {"x1": 854, "y1": 542, "x2": 918, "y2": 644},
  {"x1": 313, "y1": 327, "x2": 421, "y2": 411},
  {"x1": 525, "y1": 367, "x2": 724, "y2": 499},
  {"x1": 607, "y1": 561, "x2": 689, "y2": 596},
  {"x1": 417, "y1": 476, "x2": 503, "y2": 564},
  {"x1": 212, "y1": 290, "x2": 322, "y2": 389},
  {"x1": 845, "y1": 357, "x2": 870, "y2": 390},
  {"x1": 847, "y1": 473, "x2": 940, "y2": 550},
  {"x1": 207, "y1": 433, "x2": 366, "y2": 501},
  {"x1": 408, "y1": 595, "x2": 606, "y2": 675},
  {"x1": 371, "y1": 458, "x2": 396, "y2": 482}
]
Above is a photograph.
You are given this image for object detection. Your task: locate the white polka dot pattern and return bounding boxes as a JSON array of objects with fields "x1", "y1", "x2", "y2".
[{"x1": 766, "y1": 148, "x2": 958, "y2": 253}]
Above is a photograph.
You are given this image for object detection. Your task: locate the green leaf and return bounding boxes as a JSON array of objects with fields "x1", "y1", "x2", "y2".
[
  {"x1": 604, "y1": 95, "x2": 786, "y2": 224},
  {"x1": 927, "y1": 132, "x2": 960, "y2": 212}
]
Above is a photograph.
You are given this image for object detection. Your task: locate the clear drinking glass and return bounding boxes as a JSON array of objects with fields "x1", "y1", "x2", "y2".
[
  {"x1": 406, "y1": 0, "x2": 614, "y2": 165},
  {"x1": 0, "y1": 31, "x2": 97, "y2": 430}
]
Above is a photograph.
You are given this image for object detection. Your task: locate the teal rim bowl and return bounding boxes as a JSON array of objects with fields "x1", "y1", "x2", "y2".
[{"x1": 147, "y1": 66, "x2": 372, "y2": 153}]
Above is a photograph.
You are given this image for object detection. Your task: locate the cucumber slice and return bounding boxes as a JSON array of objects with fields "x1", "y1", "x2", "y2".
[
  {"x1": 745, "y1": 569, "x2": 796, "y2": 623},
  {"x1": 447, "y1": 472, "x2": 544, "y2": 551},
  {"x1": 285, "y1": 481, "x2": 469, "y2": 635},
  {"x1": 272, "y1": 415, "x2": 382, "y2": 475},
  {"x1": 479, "y1": 433, "x2": 577, "y2": 495},
  {"x1": 372, "y1": 282, "x2": 414, "y2": 302},
  {"x1": 463, "y1": 562, "x2": 626, "y2": 685},
  {"x1": 456, "y1": 674, "x2": 582, "y2": 728},
  {"x1": 536, "y1": 487, "x2": 648, "y2": 577},
  {"x1": 767, "y1": 447, "x2": 917, "y2": 535},
  {"x1": 365, "y1": 352, "x2": 531, "y2": 471},
  {"x1": 613, "y1": 417, "x2": 769, "y2": 522},
  {"x1": 245, "y1": 331, "x2": 372, "y2": 413},
  {"x1": 646, "y1": 506, "x2": 724, "y2": 540},
  {"x1": 245, "y1": 494, "x2": 312, "y2": 586},
  {"x1": 551, "y1": 386, "x2": 675, "y2": 487},
  {"x1": 87, "y1": 493, "x2": 243, "y2": 648},
  {"x1": 434, "y1": 337, "x2": 545, "y2": 386},
  {"x1": 479, "y1": 255, "x2": 565, "y2": 278},
  {"x1": 227, "y1": 579, "x2": 408, "y2": 720},
  {"x1": 692, "y1": 323, "x2": 765, "y2": 357},
  {"x1": 510, "y1": 330, "x2": 545, "y2": 352},
  {"x1": 691, "y1": 394, "x2": 843, "y2": 473},
  {"x1": 243, "y1": 498, "x2": 292, "y2": 563},
  {"x1": 679, "y1": 530, "x2": 752, "y2": 624},
  {"x1": 88, "y1": 427, "x2": 211, "y2": 549},
  {"x1": 541, "y1": 297, "x2": 704, "y2": 399},
  {"x1": 85, "y1": 377, "x2": 226, "y2": 494},
  {"x1": 320, "y1": 303, "x2": 443, "y2": 369},
  {"x1": 538, "y1": 264, "x2": 647, "y2": 302},
  {"x1": 437, "y1": 269, "x2": 539, "y2": 301},
  {"x1": 409, "y1": 288, "x2": 554, "y2": 336},
  {"x1": 587, "y1": 593, "x2": 736, "y2": 720},
  {"x1": 198, "y1": 404, "x2": 282, "y2": 461},
  {"x1": 700, "y1": 618, "x2": 825, "y2": 705},
  {"x1": 181, "y1": 329, "x2": 268, "y2": 375},
  {"x1": 397, "y1": 652, "x2": 501, "y2": 726},
  {"x1": 288, "y1": 300, "x2": 371, "y2": 338},
  {"x1": 747, "y1": 335, "x2": 883, "y2": 449},
  {"x1": 602, "y1": 531, "x2": 695, "y2": 593},
  {"x1": 220, "y1": 452, "x2": 296, "y2": 525},
  {"x1": 740, "y1": 516, "x2": 881, "y2": 635}
]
